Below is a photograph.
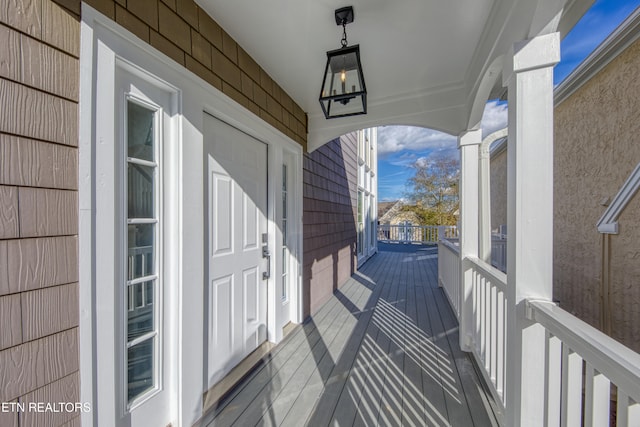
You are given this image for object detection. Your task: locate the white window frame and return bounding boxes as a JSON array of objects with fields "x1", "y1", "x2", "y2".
[
  {"x1": 356, "y1": 128, "x2": 377, "y2": 265},
  {"x1": 122, "y1": 94, "x2": 163, "y2": 410}
]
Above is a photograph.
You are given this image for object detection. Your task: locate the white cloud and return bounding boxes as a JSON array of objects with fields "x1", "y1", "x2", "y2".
[
  {"x1": 376, "y1": 100, "x2": 508, "y2": 161},
  {"x1": 377, "y1": 126, "x2": 456, "y2": 158},
  {"x1": 480, "y1": 99, "x2": 508, "y2": 137}
]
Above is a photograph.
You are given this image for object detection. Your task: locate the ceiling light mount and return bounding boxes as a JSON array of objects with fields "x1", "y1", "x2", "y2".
[{"x1": 334, "y1": 6, "x2": 354, "y2": 26}]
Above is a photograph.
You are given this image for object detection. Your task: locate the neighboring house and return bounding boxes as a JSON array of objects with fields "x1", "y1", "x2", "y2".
[
  {"x1": 377, "y1": 200, "x2": 396, "y2": 220},
  {"x1": 489, "y1": 7, "x2": 640, "y2": 353},
  {"x1": 0, "y1": 0, "x2": 595, "y2": 426},
  {"x1": 489, "y1": 136, "x2": 508, "y2": 233},
  {"x1": 554, "y1": 7, "x2": 640, "y2": 353},
  {"x1": 378, "y1": 200, "x2": 422, "y2": 226}
]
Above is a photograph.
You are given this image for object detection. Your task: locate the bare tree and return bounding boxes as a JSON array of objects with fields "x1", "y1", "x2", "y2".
[{"x1": 404, "y1": 157, "x2": 459, "y2": 225}]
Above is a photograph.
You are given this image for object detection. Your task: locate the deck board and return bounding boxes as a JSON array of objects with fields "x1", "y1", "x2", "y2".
[
  {"x1": 203, "y1": 245, "x2": 502, "y2": 427},
  {"x1": 288, "y1": 253, "x2": 389, "y2": 427},
  {"x1": 330, "y1": 248, "x2": 396, "y2": 427}
]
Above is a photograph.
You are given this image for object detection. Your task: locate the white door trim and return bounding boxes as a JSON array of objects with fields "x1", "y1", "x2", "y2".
[{"x1": 80, "y1": 5, "x2": 304, "y2": 426}]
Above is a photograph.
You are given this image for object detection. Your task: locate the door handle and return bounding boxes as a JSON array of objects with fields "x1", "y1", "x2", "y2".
[{"x1": 262, "y1": 246, "x2": 271, "y2": 280}]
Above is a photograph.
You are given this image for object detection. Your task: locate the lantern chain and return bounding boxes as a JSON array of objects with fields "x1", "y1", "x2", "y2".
[{"x1": 341, "y1": 21, "x2": 348, "y2": 47}]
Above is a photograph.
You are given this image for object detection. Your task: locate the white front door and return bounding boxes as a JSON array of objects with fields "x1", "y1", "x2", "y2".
[{"x1": 204, "y1": 114, "x2": 269, "y2": 387}]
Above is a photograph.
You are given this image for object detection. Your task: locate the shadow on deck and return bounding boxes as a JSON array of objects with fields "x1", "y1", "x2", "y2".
[{"x1": 200, "y1": 245, "x2": 503, "y2": 426}]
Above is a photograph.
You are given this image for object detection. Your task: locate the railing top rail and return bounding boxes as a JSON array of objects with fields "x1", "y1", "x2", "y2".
[
  {"x1": 463, "y1": 256, "x2": 507, "y2": 290},
  {"x1": 128, "y1": 245, "x2": 153, "y2": 255},
  {"x1": 439, "y1": 239, "x2": 460, "y2": 253},
  {"x1": 381, "y1": 224, "x2": 451, "y2": 228},
  {"x1": 528, "y1": 299, "x2": 640, "y2": 400}
]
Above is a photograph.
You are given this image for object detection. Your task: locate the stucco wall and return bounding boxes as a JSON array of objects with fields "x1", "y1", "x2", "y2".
[
  {"x1": 303, "y1": 133, "x2": 358, "y2": 317},
  {"x1": 490, "y1": 148, "x2": 507, "y2": 232},
  {"x1": 0, "y1": 1, "x2": 81, "y2": 426},
  {"x1": 610, "y1": 194, "x2": 640, "y2": 352},
  {"x1": 554, "y1": 35, "x2": 640, "y2": 350},
  {"x1": 83, "y1": 0, "x2": 308, "y2": 149}
]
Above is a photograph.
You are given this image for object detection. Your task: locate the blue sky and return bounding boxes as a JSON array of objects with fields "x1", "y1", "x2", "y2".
[{"x1": 377, "y1": 0, "x2": 640, "y2": 201}]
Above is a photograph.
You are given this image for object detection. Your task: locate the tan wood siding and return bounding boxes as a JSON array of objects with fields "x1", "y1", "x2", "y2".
[
  {"x1": 42, "y1": 0, "x2": 80, "y2": 56},
  {"x1": 0, "y1": 4, "x2": 80, "y2": 423},
  {"x1": 0, "y1": 186, "x2": 19, "y2": 239},
  {"x1": 0, "y1": 135, "x2": 77, "y2": 189},
  {"x1": 21, "y1": 283, "x2": 79, "y2": 342},
  {"x1": 0, "y1": 328, "x2": 79, "y2": 402},
  {"x1": 0, "y1": 401, "x2": 19, "y2": 427},
  {"x1": 0, "y1": 24, "x2": 21, "y2": 80},
  {"x1": 84, "y1": 0, "x2": 308, "y2": 148},
  {"x1": 18, "y1": 188, "x2": 78, "y2": 237},
  {"x1": 20, "y1": 372, "x2": 81, "y2": 427},
  {"x1": 4, "y1": 236, "x2": 78, "y2": 294},
  {"x1": 21, "y1": 32, "x2": 79, "y2": 100},
  {"x1": 0, "y1": 79, "x2": 77, "y2": 146},
  {"x1": 0, "y1": 0, "x2": 42, "y2": 38},
  {"x1": 0, "y1": 294, "x2": 22, "y2": 350}
]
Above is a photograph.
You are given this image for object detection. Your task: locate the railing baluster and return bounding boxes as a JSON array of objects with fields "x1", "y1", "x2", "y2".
[
  {"x1": 584, "y1": 364, "x2": 610, "y2": 427},
  {"x1": 497, "y1": 289, "x2": 505, "y2": 398},
  {"x1": 480, "y1": 274, "x2": 486, "y2": 366},
  {"x1": 617, "y1": 392, "x2": 640, "y2": 427},
  {"x1": 377, "y1": 225, "x2": 458, "y2": 244},
  {"x1": 632, "y1": 399, "x2": 640, "y2": 425},
  {"x1": 544, "y1": 332, "x2": 562, "y2": 427},
  {"x1": 561, "y1": 346, "x2": 583, "y2": 427},
  {"x1": 489, "y1": 286, "x2": 498, "y2": 382},
  {"x1": 473, "y1": 271, "x2": 479, "y2": 354}
]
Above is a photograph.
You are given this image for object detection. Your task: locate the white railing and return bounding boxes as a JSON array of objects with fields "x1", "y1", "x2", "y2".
[
  {"x1": 128, "y1": 245, "x2": 153, "y2": 281},
  {"x1": 378, "y1": 224, "x2": 458, "y2": 244},
  {"x1": 465, "y1": 256, "x2": 507, "y2": 408},
  {"x1": 438, "y1": 249, "x2": 640, "y2": 426},
  {"x1": 528, "y1": 300, "x2": 640, "y2": 427},
  {"x1": 438, "y1": 239, "x2": 461, "y2": 319}
]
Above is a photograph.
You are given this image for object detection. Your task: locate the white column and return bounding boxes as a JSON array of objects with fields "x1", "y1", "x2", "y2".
[
  {"x1": 479, "y1": 128, "x2": 508, "y2": 264},
  {"x1": 503, "y1": 32, "x2": 560, "y2": 426},
  {"x1": 458, "y1": 129, "x2": 481, "y2": 352}
]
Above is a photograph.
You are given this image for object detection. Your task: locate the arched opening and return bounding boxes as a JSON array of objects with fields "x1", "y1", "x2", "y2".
[{"x1": 301, "y1": 100, "x2": 507, "y2": 317}]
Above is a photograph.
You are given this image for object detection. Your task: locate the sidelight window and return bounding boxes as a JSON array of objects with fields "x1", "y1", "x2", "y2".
[
  {"x1": 282, "y1": 163, "x2": 289, "y2": 301},
  {"x1": 125, "y1": 98, "x2": 161, "y2": 406}
]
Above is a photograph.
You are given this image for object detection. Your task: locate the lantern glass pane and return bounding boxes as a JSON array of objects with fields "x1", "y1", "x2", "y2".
[
  {"x1": 321, "y1": 51, "x2": 363, "y2": 98},
  {"x1": 320, "y1": 95, "x2": 366, "y2": 118}
]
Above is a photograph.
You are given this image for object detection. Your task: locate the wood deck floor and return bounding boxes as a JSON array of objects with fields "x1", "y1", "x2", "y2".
[{"x1": 200, "y1": 245, "x2": 503, "y2": 427}]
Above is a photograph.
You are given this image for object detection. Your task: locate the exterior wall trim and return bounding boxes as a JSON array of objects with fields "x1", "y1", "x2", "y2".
[{"x1": 555, "y1": 6, "x2": 640, "y2": 105}]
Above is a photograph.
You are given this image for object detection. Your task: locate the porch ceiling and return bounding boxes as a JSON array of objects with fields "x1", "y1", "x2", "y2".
[{"x1": 196, "y1": 0, "x2": 594, "y2": 151}]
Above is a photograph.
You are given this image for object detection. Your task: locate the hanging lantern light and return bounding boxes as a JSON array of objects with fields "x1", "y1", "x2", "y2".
[{"x1": 319, "y1": 6, "x2": 367, "y2": 119}]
